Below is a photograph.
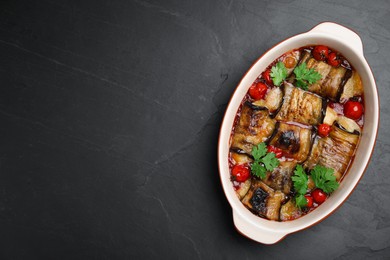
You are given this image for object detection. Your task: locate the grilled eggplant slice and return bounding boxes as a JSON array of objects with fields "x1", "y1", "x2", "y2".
[
  {"x1": 304, "y1": 124, "x2": 360, "y2": 180},
  {"x1": 276, "y1": 83, "x2": 323, "y2": 125},
  {"x1": 236, "y1": 179, "x2": 252, "y2": 200},
  {"x1": 305, "y1": 57, "x2": 350, "y2": 101},
  {"x1": 266, "y1": 191, "x2": 285, "y2": 221},
  {"x1": 242, "y1": 180, "x2": 285, "y2": 220},
  {"x1": 323, "y1": 106, "x2": 338, "y2": 125},
  {"x1": 337, "y1": 116, "x2": 361, "y2": 134},
  {"x1": 306, "y1": 58, "x2": 333, "y2": 95},
  {"x1": 252, "y1": 87, "x2": 283, "y2": 114},
  {"x1": 263, "y1": 161, "x2": 297, "y2": 195},
  {"x1": 340, "y1": 70, "x2": 363, "y2": 102},
  {"x1": 280, "y1": 199, "x2": 302, "y2": 221},
  {"x1": 231, "y1": 152, "x2": 253, "y2": 165},
  {"x1": 297, "y1": 50, "x2": 311, "y2": 66},
  {"x1": 231, "y1": 103, "x2": 276, "y2": 154},
  {"x1": 268, "y1": 122, "x2": 312, "y2": 163},
  {"x1": 321, "y1": 66, "x2": 348, "y2": 100}
]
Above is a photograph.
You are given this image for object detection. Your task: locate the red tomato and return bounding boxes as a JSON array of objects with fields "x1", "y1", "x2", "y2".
[
  {"x1": 318, "y1": 123, "x2": 331, "y2": 137},
  {"x1": 262, "y1": 69, "x2": 272, "y2": 85},
  {"x1": 344, "y1": 100, "x2": 363, "y2": 120},
  {"x1": 267, "y1": 145, "x2": 283, "y2": 158},
  {"x1": 312, "y1": 45, "x2": 329, "y2": 61},
  {"x1": 312, "y1": 189, "x2": 327, "y2": 204},
  {"x1": 327, "y1": 52, "x2": 341, "y2": 67},
  {"x1": 231, "y1": 164, "x2": 250, "y2": 182},
  {"x1": 249, "y1": 82, "x2": 268, "y2": 100},
  {"x1": 305, "y1": 195, "x2": 313, "y2": 208},
  {"x1": 284, "y1": 56, "x2": 296, "y2": 69}
]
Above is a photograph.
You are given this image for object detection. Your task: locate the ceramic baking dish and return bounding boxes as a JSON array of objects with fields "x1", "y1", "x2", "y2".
[{"x1": 217, "y1": 22, "x2": 379, "y2": 244}]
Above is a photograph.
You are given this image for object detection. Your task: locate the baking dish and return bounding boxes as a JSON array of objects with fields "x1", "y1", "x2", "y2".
[{"x1": 217, "y1": 22, "x2": 379, "y2": 244}]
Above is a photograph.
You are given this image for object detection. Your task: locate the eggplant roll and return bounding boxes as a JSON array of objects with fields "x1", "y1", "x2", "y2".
[
  {"x1": 276, "y1": 83, "x2": 323, "y2": 126},
  {"x1": 305, "y1": 57, "x2": 350, "y2": 101},
  {"x1": 304, "y1": 124, "x2": 360, "y2": 180},
  {"x1": 268, "y1": 122, "x2": 312, "y2": 163},
  {"x1": 263, "y1": 161, "x2": 297, "y2": 195},
  {"x1": 241, "y1": 180, "x2": 285, "y2": 221},
  {"x1": 231, "y1": 103, "x2": 276, "y2": 154}
]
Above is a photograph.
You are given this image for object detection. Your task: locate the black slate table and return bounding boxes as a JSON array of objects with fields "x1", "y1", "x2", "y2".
[{"x1": 0, "y1": 0, "x2": 389, "y2": 259}]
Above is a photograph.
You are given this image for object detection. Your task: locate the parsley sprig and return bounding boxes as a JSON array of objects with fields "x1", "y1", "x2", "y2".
[
  {"x1": 292, "y1": 165, "x2": 308, "y2": 208},
  {"x1": 292, "y1": 165, "x2": 308, "y2": 195},
  {"x1": 293, "y1": 62, "x2": 322, "y2": 90},
  {"x1": 250, "y1": 143, "x2": 280, "y2": 179},
  {"x1": 270, "y1": 62, "x2": 288, "y2": 86},
  {"x1": 269, "y1": 61, "x2": 322, "y2": 90},
  {"x1": 310, "y1": 165, "x2": 339, "y2": 193}
]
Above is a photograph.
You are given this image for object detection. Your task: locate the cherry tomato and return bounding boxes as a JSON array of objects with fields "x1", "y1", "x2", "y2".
[
  {"x1": 262, "y1": 69, "x2": 272, "y2": 85},
  {"x1": 344, "y1": 100, "x2": 364, "y2": 120},
  {"x1": 327, "y1": 52, "x2": 341, "y2": 67},
  {"x1": 284, "y1": 56, "x2": 296, "y2": 69},
  {"x1": 318, "y1": 123, "x2": 331, "y2": 137},
  {"x1": 231, "y1": 164, "x2": 250, "y2": 182},
  {"x1": 312, "y1": 189, "x2": 327, "y2": 204},
  {"x1": 249, "y1": 82, "x2": 268, "y2": 100},
  {"x1": 305, "y1": 195, "x2": 313, "y2": 208},
  {"x1": 312, "y1": 45, "x2": 329, "y2": 61},
  {"x1": 267, "y1": 145, "x2": 283, "y2": 158}
]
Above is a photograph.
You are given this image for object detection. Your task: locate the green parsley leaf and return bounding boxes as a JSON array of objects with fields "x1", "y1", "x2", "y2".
[
  {"x1": 295, "y1": 194, "x2": 307, "y2": 209},
  {"x1": 293, "y1": 62, "x2": 322, "y2": 90},
  {"x1": 260, "y1": 152, "x2": 280, "y2": 171},
  {"x1": 250, "y1": 143, "x2": 280, "y2": 179},
  {"x1": 270, "y1": 62, "x2": 288, "y2": 86},
  {"x1": 291, "y1": 165, "x2": 308, "y2": 195},
  {"x1": 251, "y1": 162, "x2": 267, "y2": 179},
  {"x1": 295, "y1": 79, "x2": 309, "y2": 90},
  {"x1": 251, "y1": 142, "x2": 267, "y2": 160},
  {"x1": 310, "y1": 165, "x2": 339, "y2": 194}
]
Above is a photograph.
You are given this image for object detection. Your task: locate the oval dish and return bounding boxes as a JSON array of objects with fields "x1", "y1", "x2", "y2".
[{"x1": 218, "y1": 22, "x2": 379, "y2": 244}]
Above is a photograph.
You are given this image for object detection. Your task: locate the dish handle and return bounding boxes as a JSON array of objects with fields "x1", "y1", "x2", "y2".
[
  {"x1": 309, "y1": 22, "x2": 364, "y2": 55},
  {"x1": 232, "y1": 210, "x2": 287, "y2": 244}
]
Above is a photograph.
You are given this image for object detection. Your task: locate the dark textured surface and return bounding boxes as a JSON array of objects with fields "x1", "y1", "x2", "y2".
[{"x1": 0, "y1": 0, "x2": 389, "y2": 259}]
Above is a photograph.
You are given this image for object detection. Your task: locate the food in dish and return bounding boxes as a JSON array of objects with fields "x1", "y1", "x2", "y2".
[{"x1": 229, "y1": 45, "x2": 364, "y2": 221}]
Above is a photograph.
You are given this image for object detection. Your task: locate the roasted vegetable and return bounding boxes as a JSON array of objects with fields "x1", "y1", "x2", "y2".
[
  {"x1": 263, "y1": 161, "x2": 297, "y2": 195},
  {"x1": 280, "y1": 199, "x2": 302, "y2": 221},
  {"x1": 276, "y1": 83, "x2": 324, "y2": 125},
  {"x1": 337, "y1": 116, "x2": 361, "y2": 134},
  {"x1": 323, "y1": 106, "x2": 338, "y2": 125},
  {"x1": 304, "y1": 124, "x2": 360, "y2": 180},
  {"x1": 252, "y1": 87, "x2": 283, "y2": 114},
  {"x1": 268, "y1": 122, "x2": 312, "y2": 163},
  {"x1": 305, "y1": 57, "x2": 351, "y2": 101},
  {"x1": 236, "y1": 179, "x2": 252, "y2": 199},
  {"x1": 231, "y1": 103, "x2": 276, "y2": 155},
  {"x1": 340, "y1": 70, "x2": 363, "y2": 102},
  {"x1": 231, "y1": 152, "x2": 253, "y2": 165},
  {"x1": 242, "y1": 180, "x2": 286, "y2": 220},
  {"x1": 321, "y1": 66, "x2": 348, "y2": 101}
]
